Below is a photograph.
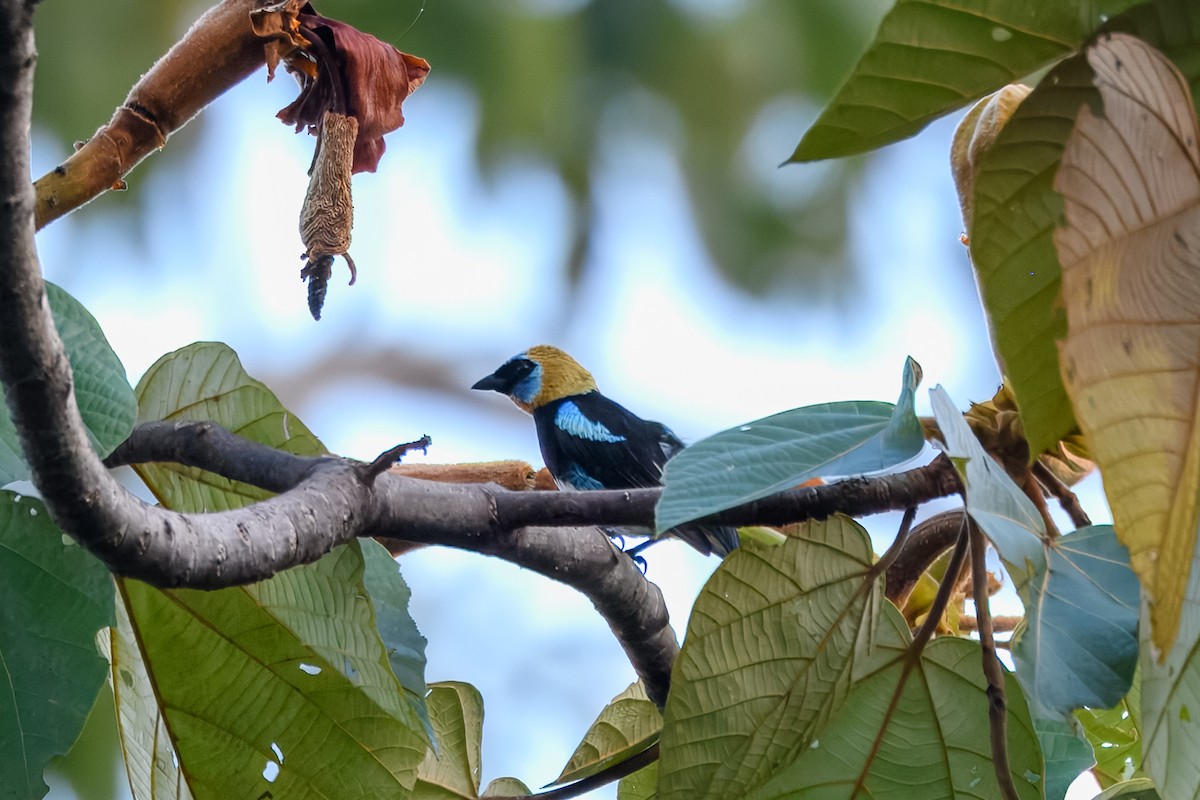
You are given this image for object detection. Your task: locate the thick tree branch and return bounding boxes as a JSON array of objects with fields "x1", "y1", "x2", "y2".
[
  {"x1": 104, "y1": 425, "x2": 681, "y2": 702},
  {"x1": 98, "y1": 419, "x2": 967, "y2": 706},
  {"x1": 107, "y1": 422, "x2": 964, "y2": 537}
]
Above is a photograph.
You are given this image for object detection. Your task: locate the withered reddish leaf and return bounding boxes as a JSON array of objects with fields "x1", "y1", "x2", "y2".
[
  {"x1": 283, "y1": 7, "x2": 429, "y2": 173},
  {"x1": 249, "y1": 0, "x2": 307, "y2": 81}
]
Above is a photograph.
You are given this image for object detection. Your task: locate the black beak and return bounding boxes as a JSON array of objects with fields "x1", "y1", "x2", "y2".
[{"x1": 471, "y1": 373, "x2": 508, "y2": 392}]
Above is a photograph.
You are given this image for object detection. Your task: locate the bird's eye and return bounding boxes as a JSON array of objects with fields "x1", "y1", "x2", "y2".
[{"x1": 500, "y1": 358, "x2": 536, "y2": 382}]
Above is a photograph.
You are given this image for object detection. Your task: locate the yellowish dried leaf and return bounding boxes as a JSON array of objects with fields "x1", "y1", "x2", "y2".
[{"x1": 1053, "y1": 32, "x2": 1200, "y2": 655}]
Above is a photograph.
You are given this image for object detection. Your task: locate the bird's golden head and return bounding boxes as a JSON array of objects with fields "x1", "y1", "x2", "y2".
[{"x1": 472, "y1": 344, "x2": 598, "y2": 412}]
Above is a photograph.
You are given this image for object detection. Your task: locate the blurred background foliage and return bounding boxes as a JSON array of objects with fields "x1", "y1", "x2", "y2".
[
  {"x1": 33, "y1": 0, "x2": 887, "y2": 300},
  {"x1": 30, "y1": 1, "x2": 995, "y2": 797}
]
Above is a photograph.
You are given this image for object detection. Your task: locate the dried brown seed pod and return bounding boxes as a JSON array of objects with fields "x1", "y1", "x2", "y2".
[{"x1": 299, "y1": 110, "x2": 358, "y2": 319}]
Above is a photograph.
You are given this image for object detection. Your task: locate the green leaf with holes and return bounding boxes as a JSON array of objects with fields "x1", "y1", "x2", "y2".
[
  {"x1": 1077, "y1": 682, "x2": 1143, "y2": 789},
  {"x1": 119, "y1": 541, "x2": 428, "y2": 799}
]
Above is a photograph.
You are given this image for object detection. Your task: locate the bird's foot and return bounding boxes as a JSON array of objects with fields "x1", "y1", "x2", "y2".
[
  {"x1": 600, "y1": 527, "x2": 627, "y2": 550},
  {"x1": 623, "y1": 538, "x2": 661, "y2": 574}
]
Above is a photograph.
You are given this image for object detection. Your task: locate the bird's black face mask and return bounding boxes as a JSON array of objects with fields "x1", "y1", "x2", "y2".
[{"x1": 471, "y1": 356, "x2": 537, "y2": 396}]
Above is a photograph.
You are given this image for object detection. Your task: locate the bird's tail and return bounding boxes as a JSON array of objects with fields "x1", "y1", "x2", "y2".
[{"x1": 669, "y1": 523, "x2": 739, "y2": 558}]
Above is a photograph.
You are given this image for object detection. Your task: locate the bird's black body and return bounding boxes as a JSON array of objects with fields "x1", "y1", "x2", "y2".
[
  {"x1": 532, "y1": 394, "x2": 677, "y2": 492},
  {"x1": 473, "y1": 345, "x2": 738, "y2": 557}
]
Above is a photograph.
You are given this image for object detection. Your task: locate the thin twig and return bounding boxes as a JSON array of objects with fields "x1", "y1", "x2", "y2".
[
  {"x1": 910, "y1": 525, "x2": 970, "y2": 651},
  {"x1": 356, "y1": 435, "x2": 431, "y2": 485},
  {"x1": 872, "y1": 506, "x2": 918, "y2": 577},
  {"x1": 970, "y1": 520, "x2": 1019, "y2": 800},
  {"x1": 1032, "y1": 460, "x2": 1091, "y2": 529},
  {"x1": 1020, "y1": 469, "x2": 1060, "y2": 539}
]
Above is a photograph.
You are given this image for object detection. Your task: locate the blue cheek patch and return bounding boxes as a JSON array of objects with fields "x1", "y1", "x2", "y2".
[
  {"x1": 555, "y1": 401, "x2": 627, "y2": 443},
  {"x1": 511, "y1": 362, "x2": 543, "y2": 406},
  {"x1": 558, "y1": 462, "x2": 606, "y2": 491}
]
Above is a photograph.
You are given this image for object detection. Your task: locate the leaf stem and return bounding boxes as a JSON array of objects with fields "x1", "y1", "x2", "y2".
[
  {"x1": 871, "y1": 506, "x2": 918, "y2": 578},
  {"x1": 1032, "y1": 460, "x2": 1092, "y2": 529},
  {"x1": 970, "y1": 519, "x2": 1019, "y2": 800},
  {"x1": 910, "y1": 521, "x2": 969, "y2": 651}
]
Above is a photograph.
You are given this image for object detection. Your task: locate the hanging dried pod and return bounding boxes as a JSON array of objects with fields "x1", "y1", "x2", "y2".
[
  {"x1": 251, "y1": 1, "x2": 429, "y2": 319},
  {"x1": 299, "y1": 111, "x2": 357, "y2": 320}
]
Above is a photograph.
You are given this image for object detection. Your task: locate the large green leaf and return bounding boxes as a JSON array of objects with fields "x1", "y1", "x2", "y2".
[
  {"x1": 1035, "y1": 716, "x2": 1095, "y2": 800},
  {"x1": 657, "y1": 515, "x2": 910, "y2": 800},
  {"x1": 968, "y1": 0, "x2": 1200, "y2": 457},
  {"x1": 414, "y1": 682, "x2": 484, "y2": 800},
  {"x1": 934, "y1": 388, "x2": 1138, "y2": 721},
  {"x1": 121, "y1": 541, "x2": 428, "y2": 799},
  {"x1": 362, "y1": 539, "x2": 430, "y2": 733},
  {"x1": 618, "y1": 760, "x2": 658, "y2": 800},
  {"x1": 125, "y1": 341, "x2": 431, "y2": 797},
  {"x1": 1078, "y1": 682, "x2": 1142, "y2": 789},
  {"x1": 744, "y1": 637, "x2": 1044, "y2": 799},
  {"x1": 1012, "y1": 526, "x2": 1138, "y2": 717},
  {"x1": 554, "y1": 682, "x2": 661, "y2": 786},
  {"x1": 98, "y1": 591, "x2": 194, "y2": 800},
  {"x1": 789, "y1": 0, "x2": 1136, "y2": 162},
  {"x1": 657, "y1": 357, "x2": 923, "y2": 533},
  {"x1": 0, "y1": 490, "x2": 115, "y2": 800},
  {"x1": 0, "y1": 282, "x2": 136, "y2": 485},
  {"x1": 132, "y1": 342, "x2": 326, "y2": 510},
  {"x1": 931, "y1": 385, "x2": 1045, "y2": 587}
]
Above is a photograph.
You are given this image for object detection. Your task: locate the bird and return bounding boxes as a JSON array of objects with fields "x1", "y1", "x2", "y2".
[{"x1": 471, "y1": 345, "x2": 738, "y2": 557}]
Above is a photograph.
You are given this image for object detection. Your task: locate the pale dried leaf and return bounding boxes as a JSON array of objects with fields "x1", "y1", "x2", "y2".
[{"x1": 1053, "y1": 32, "x2": 1200, "y2": 654}]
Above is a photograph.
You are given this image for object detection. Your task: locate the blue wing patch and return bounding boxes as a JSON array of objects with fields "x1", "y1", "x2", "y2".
[
  {"x1": 554, "y1": 400, "x2": 627, "y2": 443},
  {"x1": 557, "y1": 461, "x2": 606, "y2": 491}
]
